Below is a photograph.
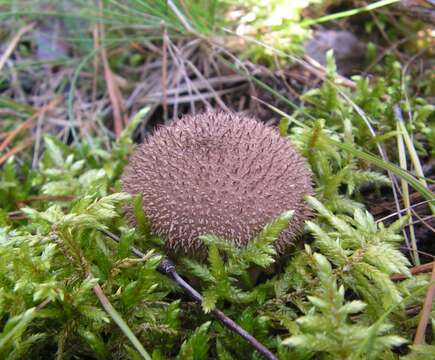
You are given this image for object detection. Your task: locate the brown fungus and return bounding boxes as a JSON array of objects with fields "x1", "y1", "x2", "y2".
[{"x1": 122, "y1": 111, "x2": 313, "y2": 255}]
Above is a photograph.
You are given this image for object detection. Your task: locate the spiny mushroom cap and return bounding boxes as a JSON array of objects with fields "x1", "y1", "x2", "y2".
[{"x1": 122, "y1": 111, "x2": 313, "y2": 255}]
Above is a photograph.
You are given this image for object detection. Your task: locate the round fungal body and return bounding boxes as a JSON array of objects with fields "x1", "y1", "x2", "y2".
[{"x1": 122, "y1": 111, "x2": 312, "y2": 255}]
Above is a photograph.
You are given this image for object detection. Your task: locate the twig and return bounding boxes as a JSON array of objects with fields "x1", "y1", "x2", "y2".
[
  {"x1": 36, "y1": 298, "x2": 51, "y2": 310},
  {"x1": 0, "y1": 97, "x2": 62, "y2": 154},
  {"x1": 0, "y1": 117, "x2": 34, "y2": 153},
  {"x1": 391, "y1": 261, "x2": 435, "y2": 281},
  {"x1": 7, "y1": 210, "x2": 27, "y2": 221},
  {"x1": 98, "y1": 0, "x2": 126, "y2": 138},
  {"x1": 376, "y1": 199, "x2": 435, "y2": 222},
  {"x1": 414, "y1": 261, "x2": 435, "y2": 344},
  {"x1": 17, "y1": 194, "x2": 75, "y2": 206},
  {"x1": 0, "y1": 137, "x2": 33, "y2": 166},
  {"x1": 99, "y1": 229, "x2": 278, "y2": 360},
  {"x1": 91, "y1": 24, "x2": 100, "y2": 107},
  {"x1": 0, "y1": 97, "x2": 62, "y2": 166}
]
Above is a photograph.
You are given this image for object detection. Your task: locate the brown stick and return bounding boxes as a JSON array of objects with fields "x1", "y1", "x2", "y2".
[
  {"x1": 162, "y1": 27, "x2": 169, "y2": 123},
  {"x1": 391, "y1": 261, "x2": 435, "y2": 281},
  {"x1": 100, "y1": 229, "x2": 278, "y2": 360},
  {"x1": 414, "y1": 261, "x2": 435, "y2": 344},
  {"x1": 0, "y1": 118, "x2": 35, "y2": 153},
  {"x1": 17, "y1": 194, "x2": 75, "y2": 206},
  {"x1": 0, "y1": 97, "x2": 61, "y2": 154},
  {"x1": 0, "y1": 137, "x2": 33, "y2": 166},
  {"x1": 98, "y1": 0, "x2": 126, "y2": 138}
]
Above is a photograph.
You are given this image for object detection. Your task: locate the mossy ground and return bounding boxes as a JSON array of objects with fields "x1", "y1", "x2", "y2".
[{"x1": 0, "y1": 1, "x2": 434, "y2": 359}]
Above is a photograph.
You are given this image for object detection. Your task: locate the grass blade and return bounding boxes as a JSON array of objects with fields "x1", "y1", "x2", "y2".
[
  {"x1": 328, "y1": 139, "x2": 434, "y2": 202},
  {"x1": 93, "y1": 283, "x2": 151, "y2": 360},
  {"x1": 302, "y1": 0, "x2": 400, "y2": 26},
  {"x1": 397, "y1": 121, "x2": 419, "y2": 264}
]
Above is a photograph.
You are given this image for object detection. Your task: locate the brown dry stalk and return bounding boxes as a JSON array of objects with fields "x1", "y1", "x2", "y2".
[
  {"x1": 0, "y1": 137, "x2": 33, "y2": 166},
  {"x1": 0, "y1": 117, "x2": 35, "y2": 153},
  {"x1": 98, "y1": 0, "x2": 127, "y2": 139},
  {"x1": 373, "y1": 184, "x2": 435, "y2": 217},
  {"x1": 17, "y1": 194, "x2": 75, "y2": 206},
  {"x1": 414, "y1": 261, "x2": 435, "y2": 344},
  {"x1": 91, "y1": 24, "x2": 100, "y2": 106},
  {"x1": 162, "y1": 28, "x2": 169, "y2": 122},
  {"x1": 0, "y1": 96, "x2": 62, "y2": 155},
  {"x1": 391, "y1": 261, "x2": 435, "y2": 281}
]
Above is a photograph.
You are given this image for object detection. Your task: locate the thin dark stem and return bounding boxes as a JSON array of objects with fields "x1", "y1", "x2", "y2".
[{"x1": 100, "y1": 229, "x2": 278, "y2": 360}]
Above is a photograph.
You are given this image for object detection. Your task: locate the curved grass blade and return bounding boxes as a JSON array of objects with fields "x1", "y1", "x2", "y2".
[
  {"x1": 328, "y1": 139, "x2": 435, "y2": 202},
  {"x1": 93, "y1": 283, "x2": 152, "y2": 360}
]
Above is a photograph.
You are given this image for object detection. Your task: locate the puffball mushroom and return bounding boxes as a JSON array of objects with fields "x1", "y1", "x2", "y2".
[{"x1": 122, "y1": 111, "x2": 313, "y2": 255}]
